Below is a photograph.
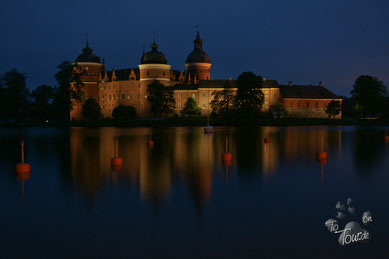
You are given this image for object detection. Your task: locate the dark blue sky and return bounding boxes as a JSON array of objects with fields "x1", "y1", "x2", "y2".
[{"x1": 1, "y1": 0, "x2": 389, "y2": 96}]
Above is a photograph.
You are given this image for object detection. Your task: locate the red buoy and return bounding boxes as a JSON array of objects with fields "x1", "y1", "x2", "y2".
[
  {"x1": 16, "y1": 140, "x2": 30, "y2": 174},
  {"x1": 111, "y1": 156, "x2": 123, "y2": 166},
  {"x1": 222, "y1": 152, "x2": 232, "y2": 161},
  {"x1": 222, "y1": 135, "x2": 232, "y2": 162},
  {"x1": 264, "y1": 137, "x2": 270, "y2": 143},
  {"x1": 316, "y1": 152, "x2": 327, "y2": 160}
]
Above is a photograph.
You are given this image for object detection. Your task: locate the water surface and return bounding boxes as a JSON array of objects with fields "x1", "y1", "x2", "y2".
[{"x1": 1, "y1": 126, "x2": 388, "y2": 258}]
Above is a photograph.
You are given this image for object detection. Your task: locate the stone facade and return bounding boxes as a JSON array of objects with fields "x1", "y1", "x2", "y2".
[{"x1": 71, "y1": 33, "x2": 342, "y2": 120}]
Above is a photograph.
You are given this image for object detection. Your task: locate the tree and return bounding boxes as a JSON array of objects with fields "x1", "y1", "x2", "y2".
[
  {"x1": 53, "y1": 61, "x2": 84, "y2": 120},
  {"x1": 325, "y1": 100, "x2": 342, "y2": 118},
  {"x1": 82, "y1": 98, "x2": 101, "y2": 120},
  {"x1": 269, "y1": 103, "x2": 287, "y2": 118},
  {"x1": 31, "y1": 85, "x2": 54, "y2": 120},
  {"x1": 112, "y1": 105, "x2": 137, "y2": 120},
  {"x1": 234, "y1": 72, "x2": 264, "y2": 121},
  {"x1": 350, "y1": 75, "x2": 387, "y2": 118},
  {"x1": 0, "y1": 69, "x2": 30, "y2": 121},
  {"x1": 210, "y1": 81, "x2": 235, "y2": 119},
  {"x1": 147, "y1": 81, "x2": 175, "y2": 117},
  {"x1": 181, "y1": 97, "x2": 201, "y2": 118}
]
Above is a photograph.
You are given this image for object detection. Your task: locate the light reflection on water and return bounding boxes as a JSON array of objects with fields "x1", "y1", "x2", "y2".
[{"x1": 0, "y1": 126, "x2": 388, "y2": 257}]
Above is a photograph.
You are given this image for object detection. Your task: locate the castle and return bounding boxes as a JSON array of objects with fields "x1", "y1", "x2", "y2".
[{"x1": 70, "y1": 31, "x2": 342, "y2": 119}]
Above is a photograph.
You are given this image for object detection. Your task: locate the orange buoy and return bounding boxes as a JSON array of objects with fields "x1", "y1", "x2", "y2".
[
  {"x1": 16, "y1": 140, "x2": 30, "y2": 174},
  {"x1": 316, "y1": 152, "x2": 327, "y2": 159},
  {"x1": 222, "y1": 135, "x2": 232, "y2": 161},
  {"x1": 111, "y1": 156, "x2": 123, "y2": 166},
  {"x1": 264, "y1": 137, "x2": 270, "y2": 143},
  {"x1": 222, "y1": 152, "x2": 232, "y2": 161}
]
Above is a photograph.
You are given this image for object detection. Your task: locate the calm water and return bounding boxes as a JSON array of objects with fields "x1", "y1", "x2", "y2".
[{"x1": 1, "y1": 126, "x2": 389, "y2": 258}]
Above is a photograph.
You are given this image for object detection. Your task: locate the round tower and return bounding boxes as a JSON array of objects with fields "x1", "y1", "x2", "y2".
[
  {"x1": 71, "y1": 42, "x2": 104, "y2": 120},
  {"x1": 138, "y1": 41, "x2": 171, "y2": 116},
  {"x1": 185, "y1": 30, "x2": 211, "y2": 81}
]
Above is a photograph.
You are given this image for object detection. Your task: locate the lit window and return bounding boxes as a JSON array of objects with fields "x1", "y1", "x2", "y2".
[{"x1": 192, "y1": 93, "x2": 196, "y2": 98}]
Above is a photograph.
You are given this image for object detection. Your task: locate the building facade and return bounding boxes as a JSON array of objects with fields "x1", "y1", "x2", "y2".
[{"x1": 70, "y1": 31, "x2": 342, "y2": 120}]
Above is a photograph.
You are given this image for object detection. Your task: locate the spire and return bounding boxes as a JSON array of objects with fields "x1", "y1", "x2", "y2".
[
  {"x1": 194, "y1": 26, "x2": 203, "y2": 49},
  {"x1": 83, "y1": 34, "x2": 93, "y2": 54}
]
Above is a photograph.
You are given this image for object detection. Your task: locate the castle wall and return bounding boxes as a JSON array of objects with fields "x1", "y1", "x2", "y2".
[{"x1": 283, "y1": 98, "x2": 342, "y2": 119}]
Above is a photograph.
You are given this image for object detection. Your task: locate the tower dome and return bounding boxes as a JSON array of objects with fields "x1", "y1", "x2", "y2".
[
  {"x1": 185, "y1": 30, "x2": 212, "y2": 81},
  {"x1": 185, "y1": 31, "x2": 211, "y2": 64},
  {"x1": 75, "y1": 42, "x2": 101, "y2": 63},
  {"x1": 141, "y1": 42, "x2": 167, "y2": 64}
]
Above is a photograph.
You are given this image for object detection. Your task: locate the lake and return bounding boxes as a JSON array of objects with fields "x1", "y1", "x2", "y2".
[{"x1": 0, "y1": 126, "x2": 388, "y2": 258}]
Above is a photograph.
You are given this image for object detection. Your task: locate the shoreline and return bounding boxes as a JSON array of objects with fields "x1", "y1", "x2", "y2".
[{"x1": 1, "y1": 118, "x2": 388, "y2": 128}]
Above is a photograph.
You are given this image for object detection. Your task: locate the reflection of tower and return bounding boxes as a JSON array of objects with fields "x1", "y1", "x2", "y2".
[{"x1": 185, "y1": 30, "x2": 212, "y2": 82}]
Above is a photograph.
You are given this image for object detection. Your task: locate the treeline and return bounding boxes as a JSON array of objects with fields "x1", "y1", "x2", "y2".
[
  {"x1": 341, "y1": 75, "x2": 389, "y2": 119},
  {"x1": 0, "y1": 61, "x2": 83, "y2": 123}
]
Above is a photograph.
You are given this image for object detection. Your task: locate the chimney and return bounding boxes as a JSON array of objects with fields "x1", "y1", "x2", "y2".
[{"x1": 288, "y1": 81, "x2": 292, "y2": 86}]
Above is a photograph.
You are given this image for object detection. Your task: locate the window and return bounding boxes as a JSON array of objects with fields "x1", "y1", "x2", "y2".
[
  {"x1": 109, "y1": 94, "x2": 111, "y2": 100},
  {"x1": 210, "y1": 91, "x2": 213, "y2": 96},
  {"x1": 298, "y1": 102, "x2": 301, "y2": 107},
  {"x1": 178, "y1": 93, "x2": 182, "y2": 99},
  {"x1": 202, "y1": 91, "x2": 206, "y2": 97},
  {"x1": 130, "y1": 77, "x2": 135, "y2": 80},
  {"x1": 274, "y1": 93, "x2": 277, "y2": 97},
  {"x1": 178, "y1": 103, "x2": 181, "y2": 108},
  {"x1": 163, "y1": 71, "x2": 165, "y2": 76},
  {"x1": 146, "y1": 71, "x2": 150, "y2": 76},
  {"x1": 306, "y1": 102, "x2": 309, "y2": 107},
  {"x1": 315, "y1": 103, "x2": 318, "y2": 108},
  {"x1": 323, "y1": 103, "x2": 327, "y2": 108},
  {"x1": 192, "y1": 93, "x2": 196, "y2": 99},
  {"x1": 122, "y1": 94, "x2": 125, "y2": 99},
  {"x1": 202, "y1": 103, "x2": 206, "y2": 108},
  {"x1": 130, "y1": 85, "x2": 133, "y2": 89},
  {"x1": 113, "y1": 94, "x2": 116, "y2": 100},
  {"x1": 138, "y1": 94, "x2": 141, "y2": 99},
  {"x1": 290, "y1": 102, "x2": 293, "y2": 107}
]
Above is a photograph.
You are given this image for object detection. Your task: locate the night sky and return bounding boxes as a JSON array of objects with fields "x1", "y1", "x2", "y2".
[{"x1": 1, "y1": 0, "x2": 389, "y2": 96}]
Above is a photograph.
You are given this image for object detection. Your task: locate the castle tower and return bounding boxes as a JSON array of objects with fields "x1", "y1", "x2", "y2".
[
  {"x1": 71, "y1": 41, "x2": 104, "y2": 120},
  {"x1": 138, "y1": 41, "x2": 171, "y2": 116},
  {"x1": 185, "y1": 30, "x2": 211, "y2": 82}
]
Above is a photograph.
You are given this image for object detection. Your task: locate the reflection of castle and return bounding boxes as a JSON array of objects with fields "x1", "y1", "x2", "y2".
[{"x1": 70, "y1": 30, "x2": 342, "y2": 119}]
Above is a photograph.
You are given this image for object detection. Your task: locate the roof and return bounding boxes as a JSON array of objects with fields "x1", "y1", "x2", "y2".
[
  {"x1": 185, "y1": 31, "x2": 211, "y2": 64},
  {"x1": 75, "y1": 43, "x2": 101, "y2": 63},
  {"x1": 279, "y1": 85, "x2": 339, "y2": 99},
  {"x1": 104, "y1": 68, "x2": 140, "y2": 81},
  {"x1": 140, "y1": 43, "x2": 167, "y2": 64},
  {"x1": 197, "y1": 79, "x2": 279, "y2": 88}
]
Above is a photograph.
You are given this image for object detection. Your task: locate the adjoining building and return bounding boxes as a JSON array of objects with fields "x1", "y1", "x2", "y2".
[{"x1": 71, "y1": 31, "x2": 342, "y2": 120}]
